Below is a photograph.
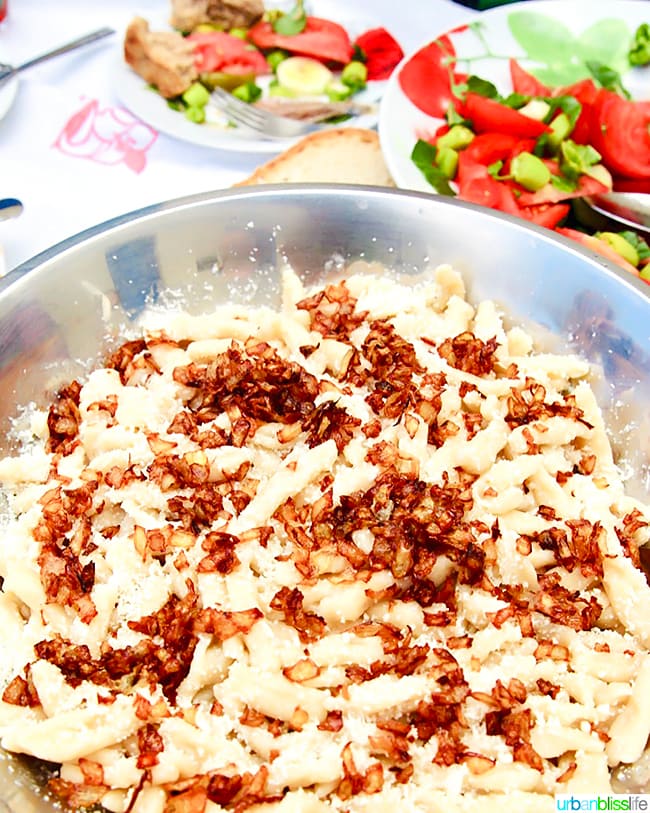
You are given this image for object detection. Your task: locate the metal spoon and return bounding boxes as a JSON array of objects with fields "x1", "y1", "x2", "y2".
[
  {"x1": 0, "y1": 198, "x2": 23, "y2": 221},
  {"x1": 0, "y1": 27, "x2": 115, "y2": 86},
  {"x1": 584, "y1": 192, "x2": 650, "y2": 236}
]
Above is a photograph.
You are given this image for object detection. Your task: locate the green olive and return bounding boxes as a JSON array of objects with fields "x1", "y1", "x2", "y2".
[
  {"x1": 199, "y1": 71, "x2": 255, "y2": 91},
  {"x1": 193, "y1": 23, "x2": 223, "y2": 32}
]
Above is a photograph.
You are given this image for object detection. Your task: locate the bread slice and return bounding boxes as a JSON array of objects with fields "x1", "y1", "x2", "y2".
[
  {"x1": 170, "y1": 0, "x2": 264, "y2": 32},
  {"x1": 124, "y1": 17, "x2": 197, "y2": 99},
  {"x1": 237, "y1": 128, "x2": 395, "y2": 187}
]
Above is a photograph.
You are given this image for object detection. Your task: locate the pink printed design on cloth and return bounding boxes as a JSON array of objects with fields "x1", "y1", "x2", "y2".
[{"x1": 53, "y1": 99, "x2": 157, "y2": 173}]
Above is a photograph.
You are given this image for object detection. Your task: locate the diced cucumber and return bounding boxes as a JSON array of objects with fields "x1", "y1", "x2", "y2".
[
  {"x1": 232, "y1": 82, "x2": 262, "y2": 103},
  {"x1": 436, "y1": 125, "x2": 474, "y2": 151},
  {"x1": 341, "y1": 60, "x2": 367, "y2": 91},
  {"x1": 182, "y1": 82, "x2": 210, "y2": 108},
  {"x1": 518, "y1": 99, "x2": 551, "y2": 121},
  {"x1": 326, "y1": 80, "x2": 353, "y2": 102},
  {"x1": 435, "y1": 147, "x2": 459, "y2": 179},
  {"x1": 185, "y1": 106, "x2": 206, "y2": 124}
]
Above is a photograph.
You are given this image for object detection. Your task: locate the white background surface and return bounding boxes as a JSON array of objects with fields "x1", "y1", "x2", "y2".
[{"x1": 0, "y1": 0, "x2": 476, "y2": 273}]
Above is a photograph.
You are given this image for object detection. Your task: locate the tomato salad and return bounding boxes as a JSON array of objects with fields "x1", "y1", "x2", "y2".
[
  {"x1": 165, "y1": 1, "x2": 403, "y2": 125},
  {"x1": 401, "y1": 26, "x2": 650, "y2": 280}
]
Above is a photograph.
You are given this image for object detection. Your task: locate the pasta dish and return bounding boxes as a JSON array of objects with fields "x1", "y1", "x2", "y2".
[{"x1": 0, "y1": 265, "x2": 648, "y2": 812}]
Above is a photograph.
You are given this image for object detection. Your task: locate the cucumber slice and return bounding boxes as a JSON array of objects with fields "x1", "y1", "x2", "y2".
[{"x1": 275, "y1": 56, "x2": 333, "y2": 96}]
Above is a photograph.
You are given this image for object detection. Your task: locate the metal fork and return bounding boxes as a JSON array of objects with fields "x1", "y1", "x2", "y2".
[
  {"x1": 0, "y1": 27, "x2": 115, "y2": 87},
  {"x1": 210, "y1": 86, "x2": 321, "y2": 139}
]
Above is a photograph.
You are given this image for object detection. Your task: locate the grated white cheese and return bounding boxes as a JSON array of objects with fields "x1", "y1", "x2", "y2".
[{"x1": 0, "y1": 266, "x2": 649, "y2": 811}]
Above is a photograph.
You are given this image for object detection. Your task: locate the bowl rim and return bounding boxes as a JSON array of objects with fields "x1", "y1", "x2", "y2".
[{"x1": 1, "y1": 184, "x2": 648, "y2": 301}]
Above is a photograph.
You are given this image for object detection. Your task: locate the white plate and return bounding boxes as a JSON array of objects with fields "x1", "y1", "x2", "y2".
[
  {"x1": 114, "y1": 5, "x2": 386, "y2": 155},
  {"x1": 379, "y1": 0, "x2": 650, "y2": 194}
]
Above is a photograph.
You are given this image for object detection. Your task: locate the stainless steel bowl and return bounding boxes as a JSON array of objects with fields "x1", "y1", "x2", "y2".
[{"x1": 1, "y1": 185, "x2": 649, "y2": 810}]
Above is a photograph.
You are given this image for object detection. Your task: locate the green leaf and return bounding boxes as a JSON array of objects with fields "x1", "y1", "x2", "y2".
[
  {"x1": 577, "y1": 19, "x2": 631, "y2": 75},
  {"x1": 272, "y1": 0, "x2": 307, "y2": 35},
  {"x1": 466, "y1": 75, "x2": 500, "y2": 99},
  {"x1": 620, "y1": 231, "x2": 650, "y2": 262},
  {"x1": 534, "y1": 95, "x2": 581, "y2": 156},
  {"x1": 629, "y1": 23, "x2": 650, "y2": 67},
  {"x1": 507, "y1": 12, "x2": 576, "y2": 64},
  {"x1": 546, "y1": 95, "x2": 582, "y2": 129},
  {"x1": 560, "y1": 139, "x2": 601, "y2": 180},
  {"x1": 352, "y1": 43, "x2": 367, "y2": 63},
  {"x1": 445, "y1": 104, "x2": 468, "y2": 127},
  {"x1": 585, "y1": 60, "x2": 631, "y2": 98},
  {"x1": 487, "y1": 160, "x2": 504, "y2": 178},
  {"x1": 463, "y1": 77, "x2": 527, "y2": 110},
  {"x1": 451, "y1": 80, "x2": 468, "y2": 100},
  {"x1": 550, "y1": 174, "x2": 577, "y2": 193},
  {"x1": 502, "y1": 92, "x2": 529, "y2": 110},
  {"x1": 410, "y1": 140, "x2": 456, "y2": 196},
  {"x1": 324, "y1": 113, "x2": 354, "y2": 124}
]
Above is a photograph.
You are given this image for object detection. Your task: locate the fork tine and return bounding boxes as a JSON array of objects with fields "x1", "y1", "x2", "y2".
[
  {"x1": 212, "y1": 87, "x2": 271, "y2": 130},
  {"x1": 210, "y1": 86, "x2": 310, "y2": 138},
  {"x1": 225, "y1": 101, "x2": 270, "y2": 129}
]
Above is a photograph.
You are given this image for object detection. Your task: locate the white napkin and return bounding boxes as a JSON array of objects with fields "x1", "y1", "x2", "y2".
[{"x1": 0, "y1": 77, "x2": 264, "y2": 271}]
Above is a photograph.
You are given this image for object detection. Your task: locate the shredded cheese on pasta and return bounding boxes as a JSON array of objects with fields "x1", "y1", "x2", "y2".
[{"x1": 0, "y1": 265, "x2": 649, "y2": 813}]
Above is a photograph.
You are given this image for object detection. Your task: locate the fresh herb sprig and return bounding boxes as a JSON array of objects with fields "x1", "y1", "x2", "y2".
[{"x1": 272, "y1": 0, "x2": 307, "y2": 36}]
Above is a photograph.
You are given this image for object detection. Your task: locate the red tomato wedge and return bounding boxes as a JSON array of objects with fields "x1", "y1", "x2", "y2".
[
  {"x1": 398, "y1": 36, "x2": 461, "y2": 119},
  {"x1": 247, "y1": 17, "x2": 352, "y2": 64},
  {"x1": 188, "y1": 31, "x2": 269, "y2": 74},
  {"x1": 354, "y1": 27, "x2": 404, "y2": 81},
  {"x1": 553, "y1": 78, "x2": 598, "y2": 145},
  {"x1": 462, "y1": 132, "x2": 535, "y2": 166},
  {"x1": 509, "y1": 59, "x2": 551, "y2": 97},
  {"x1": 456, "y1": 154, "x2": 569, "y2": 230},
  {"x1": 456, "y1": 154, "x2": 522, "y2": 216},
  {"x1": 520, "y1": 203, "x2": 570, "y2": 229},
  {"x1": 555, "y1": 78, "x2": 598, "y2": 104},
  {"x1": 517, "y1": 172, "x2": 611, "y2": 207},
  {"x1": 460, "y1": 93, "x2": 550, "y2": 138},
  {"x1": 589, "y1": 90, "x2": 650, "y2": 180},
  {"x1": 556, "y1": 228, "x2": 640, "y2": 276}
]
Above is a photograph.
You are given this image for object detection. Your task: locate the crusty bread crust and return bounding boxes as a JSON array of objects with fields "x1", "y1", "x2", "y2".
[{"x1": 237, "y1": 128, "x2": 395, "y2": 187}]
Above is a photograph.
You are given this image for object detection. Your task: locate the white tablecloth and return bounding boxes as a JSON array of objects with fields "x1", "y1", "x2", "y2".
[{"x1": 0, "y1": 0, "x2": 475, "y2": 273}]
